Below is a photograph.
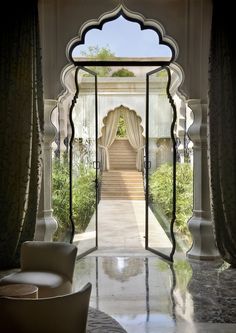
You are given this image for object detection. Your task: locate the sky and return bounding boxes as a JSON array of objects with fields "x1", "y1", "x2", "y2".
[{"x1": 72, "y1": 16, "x2": 172, "y2": 59}]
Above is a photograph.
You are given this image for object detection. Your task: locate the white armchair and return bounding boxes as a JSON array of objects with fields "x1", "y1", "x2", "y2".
[
  {"x1": 0, "y1": 282, "x2": 92, "y2": 333},
  {"x1": 0, "y1": 241, "x2": 78, "y2": 297}
]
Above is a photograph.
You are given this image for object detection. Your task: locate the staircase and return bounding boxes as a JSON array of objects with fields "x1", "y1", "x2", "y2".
[
  {"x1": 100, "y1": 139, "x2": 145, "y2": 200},
  {"x1": 100, "y1": 170, "x2": 145, "y2": 200},
  {"x1": 109, "y1": 139, "x2": 136, "y2": 170}
]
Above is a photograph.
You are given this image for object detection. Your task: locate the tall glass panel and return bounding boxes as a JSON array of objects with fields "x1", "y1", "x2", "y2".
[
  {"x1": 70, "y1": 67, "x2": 98, "y2": 257},
  {"x1": 146, "y1": 67, "x2": 176, "y2": 261}
]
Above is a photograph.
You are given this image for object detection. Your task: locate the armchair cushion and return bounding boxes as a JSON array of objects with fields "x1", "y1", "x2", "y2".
[
  {"x1": 1, "y1": 271, "x2": 71, "y2": 297},
  {"x1": 0, "y1": 241, "x2": 78, "y2": 297}
]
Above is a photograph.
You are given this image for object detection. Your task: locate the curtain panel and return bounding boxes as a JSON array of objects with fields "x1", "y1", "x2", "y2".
[
  {"x1": 123, "y1": 110, "x2": 144, "y2": 171},
  {"x1": 208, "y1": 0, "x2": 236, "y2": 266},
  {"x1": 0, "y1": 1, "x2": 43, "y2": 268},
  {"x1": 99, "y1": 110, "x2": 121, "y2": 171}
]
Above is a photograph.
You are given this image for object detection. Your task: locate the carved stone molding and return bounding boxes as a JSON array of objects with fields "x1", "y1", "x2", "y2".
[
  {"x1": 186, "y1": 99, "x2": 220, "y2": 260},
  {"x1": 35, "y1": 99, "x2": 58, "y2": 241}
]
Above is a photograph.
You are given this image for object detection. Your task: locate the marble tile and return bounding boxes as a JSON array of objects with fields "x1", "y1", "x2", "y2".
[{"x1": 73, "y1": 255, "x2": 236, "y2": 333}]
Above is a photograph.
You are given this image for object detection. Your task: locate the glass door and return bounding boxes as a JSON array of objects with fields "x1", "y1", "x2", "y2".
[
  {"x1": 69, "y1": 66, "x2": 99, "y2": 258},
  {"x1": 146, "y1": 66, "x2": 176, "y2": 261}
]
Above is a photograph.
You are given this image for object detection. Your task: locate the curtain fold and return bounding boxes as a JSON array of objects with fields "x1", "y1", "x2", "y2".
[
  {"x1": 123, "y1": 110, "x2": 144, "y2": 171},
  {"x1": 0, "y1": 1, "x2": 43, "y2": 268},
  {"x1": 99, "y1": 110, "x2": 120, "y2": 170},
  {"x1": 208, "y1": 0, "x2": 236, "y2": 266}
]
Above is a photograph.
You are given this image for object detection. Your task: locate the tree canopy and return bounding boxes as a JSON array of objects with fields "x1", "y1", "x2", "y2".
[
  {"x1": 80, "y1": 46, "x2": 135, "y2": 77},
  {"x1": 80, "y1": 45, "x2": 115, "y2": 77},
  {"x1": 112, "y1": 68, "x2": 135, "y2": 77}
]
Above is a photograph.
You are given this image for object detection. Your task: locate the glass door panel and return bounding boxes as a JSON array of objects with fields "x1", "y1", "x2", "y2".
[
  {"x1": 70, "y1": 67, "x2": 98, "y2": 258},
  {"x1": 146, "y1": 66, "x2": 176, "y2": 261}
]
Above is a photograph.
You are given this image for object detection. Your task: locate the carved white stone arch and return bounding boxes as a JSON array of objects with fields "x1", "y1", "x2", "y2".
[
  {"x1": 55, "y1": 2, "x2": 187, "y2": 146},
  {"x1": 99, "y1": 104, "x2": 144, "y2": 139},
  {"x1": 66, "y1": 3, "x2": 179, "y2": 63},
  {"x1": 98, "y1": 105, "x2": 145, "y2": 171},
  {"x1": 46, "y1": 2, "x2": 220, "y2": 262}
]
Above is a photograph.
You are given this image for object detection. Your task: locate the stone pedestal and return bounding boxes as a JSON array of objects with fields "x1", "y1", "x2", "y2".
[
  {"x1": 35, "y1": 99, "x2": 58, "y2": 241},
  {"x1": 186, "y1": 99, "x2": 220, "y2": 260}
]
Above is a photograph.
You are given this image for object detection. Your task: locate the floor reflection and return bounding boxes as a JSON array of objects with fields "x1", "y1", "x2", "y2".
[
  {"x1": 73, "y1": 256, "x2": 236, "y2": 333},
  {"x1": 102, "y1": 257, "x2": 144, "y2": 282}
]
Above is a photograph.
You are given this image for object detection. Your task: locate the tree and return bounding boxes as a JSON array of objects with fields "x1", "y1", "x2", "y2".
[
  {"x1": 112, "y1": 68, "x2": 135, "y2": 77},
  {"x1": 80, "y1": 45, "x2": 115, "y2": 77}
]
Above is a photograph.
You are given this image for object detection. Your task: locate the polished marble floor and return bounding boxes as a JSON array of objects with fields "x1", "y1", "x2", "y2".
[
  {"x1": 73, "y1": 255, "x2": 236, "y2": 333},
  {"x1": 73, "y1": 199, "x2": 236, "y2": 332},
  {"x1": 1, "y1": 198, "x2": 236, "y2": 332}
]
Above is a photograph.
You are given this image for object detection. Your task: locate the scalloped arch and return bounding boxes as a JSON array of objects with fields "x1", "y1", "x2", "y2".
[
  {"x1": 99, "y1": 105, "x2": 145, "y2": 139},
  {"x1": 66, "y1": 3, "x2": 179, "y2": 63}
]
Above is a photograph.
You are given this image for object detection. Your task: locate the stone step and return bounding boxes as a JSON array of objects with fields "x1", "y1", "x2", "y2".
[
  {"x1": 101, "y1": 195, "x2": 145, "y2": 200},
  {"x1": 100, "y1": 169, "x2": 145, "y2": 200},
  {"x1": 102, "y1": 177, "x2": 143, "y2": 182},
  {"x1": 109, "y1": 150, "x2": 136, "y2": 154},
  {"x1": 109, "y1": 139, "x2": 136, "y2": 170},
  {"x1": 101, "y1": 187, "x2": 144, "y2": 193},
  {"x1": 102, "y1": 174, "x2": 143, "y2": 180},
  {"x1": 110, "y1": 148, "x2": 136, "y2": 152},
  {"x1": 102, "y1": 182, "x2": 143, "y2": 187},
  {"x1": 102, "y1": 170, "x2": 142, "y2": 176},
  {"x1": 110, "y1": 165, "x2": 136, "y2": 170},
  {"x1": 110, "y1": 139, "x2": 133, "y2": 145},
  {"x1": 100, "y1": 137, "x2": 144, "y2": 201},
  {"x1": 109, "y1": 156, "x2": 136, "y2": 160},
  {"x1": 110, "y1": 162, "x2": 136, "y2": 165}
]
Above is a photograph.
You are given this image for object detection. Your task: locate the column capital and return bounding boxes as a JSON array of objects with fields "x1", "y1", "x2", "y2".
[
  {"x1": 187, "y1": 99, "x2": 207, "y2": 145},
  {"x1": 44, "y1": 99, "x2": 57, "y2": 145}
]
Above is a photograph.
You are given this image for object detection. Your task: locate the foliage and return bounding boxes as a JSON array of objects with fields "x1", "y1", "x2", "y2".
[
  {"x1": 80, "y1": 45, "x2": 115, "y2": 59},
  {"x1": 174, "y1": 259, "x2": 192, "y2": 292},
  {"x1": 149, "y1": 163, "x2": 193, "y2": 238},
  {"x1": 52, "y1": 159, "x2": 70, "y2": 241},
  {"x1": 116, "y1": 115, "x2": 126, "y2": 137},
  {"x1": 52, "y1": 159, "x2": 96, "y2": 240},
  {"x1": 72, "y1": 164, "x2": 96, "y2": 233},
  {"x1": 80, "y1": 45, "x2": 115, "y2": 77},
  {"x1": 156, "y1": 69, "x2": 168, "y2": 78},
  {"x1": 156, "y1": 259, "x2": 192, "y2": 293},
  {"x1": 112, "y1": 68, "x2": 135, "y2": 77}
]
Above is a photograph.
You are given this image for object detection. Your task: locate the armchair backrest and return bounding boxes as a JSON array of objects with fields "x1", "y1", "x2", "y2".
[
  {"x1": 21, "y1": 241, "x2": 78, "y2": 282},
  {"x1": 0, "y1": 282, "x2": 92, "y2": 333}
]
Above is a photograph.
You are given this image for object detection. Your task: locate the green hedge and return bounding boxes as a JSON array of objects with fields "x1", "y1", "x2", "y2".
[
  {"x1": 149, "y1": 163, "x2": 193, "y2": 240},
  {"x1": 52, "y1": 160, "x2": 96, "y2": 240},
  {"x1": 112, "y1": 68, "x2": 135, "y2": 77}
]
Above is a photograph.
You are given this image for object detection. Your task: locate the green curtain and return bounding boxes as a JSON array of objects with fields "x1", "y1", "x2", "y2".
[
  {"x1": 208, "y1": 0, "x2": 236, "y2": 266},
  {"x1": 0, "y1": 1, "x2": 43, "y2": 268}
]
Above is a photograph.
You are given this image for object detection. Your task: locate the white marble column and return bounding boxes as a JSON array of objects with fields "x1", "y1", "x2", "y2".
[
  {"x1": 34, "y1": 99, "x2": 58, "y2": 241},
  {"x1": 186, "y1": 99, "x2": 220, "y2": 260},
  {"x1": 176, "y1": 100, "x2": 186, "y2": 163}
]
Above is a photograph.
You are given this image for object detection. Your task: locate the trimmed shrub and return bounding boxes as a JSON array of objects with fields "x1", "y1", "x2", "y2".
[
  {"x1": 112, "y1": 68, "x2": 135, "y2": 77},
  {"x1": 149, "y1": 163, "x2": 193, "y2": 239},
  {"x1": 52, "y1": 159, "x2": 96, "y2": 240}
]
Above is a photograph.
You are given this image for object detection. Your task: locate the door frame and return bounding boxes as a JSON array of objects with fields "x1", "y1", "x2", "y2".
[
  {"x1": 69, "y1": 66, "x2": 99, "y2": 259},
  {"x1": 145, "y1": 66, "x2": 177, "y2": 262},
  {"x1": 68, "y1": 61, "x2": 177, "y2": 261}
]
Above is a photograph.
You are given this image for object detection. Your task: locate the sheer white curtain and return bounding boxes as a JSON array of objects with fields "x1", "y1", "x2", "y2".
[
  {"x1": 123, "y1": 110, "x2": 144, "y2": 171},
  {"x1": 99, "y1": 110, "x2": 121, "y2": 170}
]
